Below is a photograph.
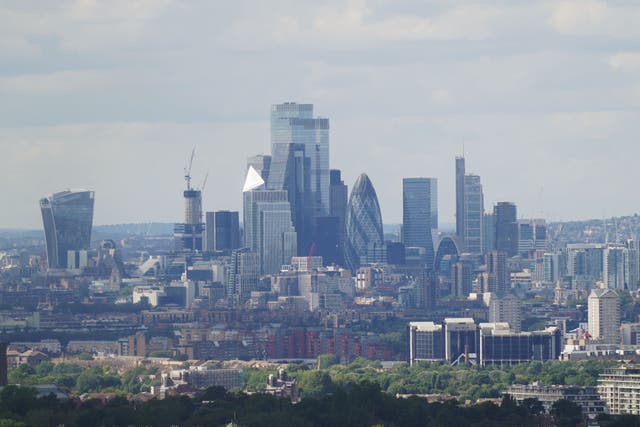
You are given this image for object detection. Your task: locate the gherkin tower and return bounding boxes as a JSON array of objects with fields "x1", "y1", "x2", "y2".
[{"x1": 345, "y1": 174, "x2": 384, "y2": 270}]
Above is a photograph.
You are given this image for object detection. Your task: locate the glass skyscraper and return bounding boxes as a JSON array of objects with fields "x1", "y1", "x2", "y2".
[
  {"x1": 268, "y1": 102, "x2": 330, "y2": 253},
  {"x1": 204, "y1": 211, "x2": 240, "y2": 253},
  {"x1": 428, "y1": 177, "x2": 438, "y2": 230},
  {"x1": 243, "y1": 167, "x2": 297, "y2": 275},
  {"x1": 40, "y1": 190, "x2": 95, "y2": 269},
  {"x1": 402, "y1": 178, "x2": 435, "y2": 267},
  {"x1": 345, "y1": 173, "x2": 384, "y2": 270},
  {"x1": 455, "y1": 156, "x2": 466, "y2": 239},
  {"x1": 464, "y1": 174, "x2": 484, "y2": 254},
  {"x1": 494, "y1": 202, "x2": 518, "y2": 257},
  {"x1": 455, "y1": 156, "x2": 484, "y2": 255}
]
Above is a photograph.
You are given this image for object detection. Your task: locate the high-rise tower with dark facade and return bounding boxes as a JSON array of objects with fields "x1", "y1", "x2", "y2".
[
  {"x1": 204, "y1": 211, "x2": 240, "y2": 253},
  {"x1": 494, "y1": 202, "x2": 518, "y2": 257},
  {"x1": 402, "y1": 178, "x2": 435, "y2": 267},
  {"x1": 40, "y1": 190, "x2": 95, "y2": 269},
  {"x1": 321, "y1": 169, "x2": 348, "y2": 265}
]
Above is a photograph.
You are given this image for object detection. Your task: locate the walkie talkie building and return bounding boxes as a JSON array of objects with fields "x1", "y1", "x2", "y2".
[{"x1": 40, "y1": 190, "x2": 95, "y2": 269}]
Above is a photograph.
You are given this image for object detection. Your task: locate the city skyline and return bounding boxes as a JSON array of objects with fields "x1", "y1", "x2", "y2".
[
  {"x1": 3, "y1": 2, "x2": 640, "y2": 420},
  {"x1": 2, "y1": 1, "x2": 640, "y2": 228}
]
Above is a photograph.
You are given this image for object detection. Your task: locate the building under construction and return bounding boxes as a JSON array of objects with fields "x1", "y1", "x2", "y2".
[{"x1": 174, "y1": 149, "x2": 205, "y2": 252}]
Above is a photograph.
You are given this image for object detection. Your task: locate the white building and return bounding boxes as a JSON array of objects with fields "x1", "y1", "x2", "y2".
[
  {"x1": 588, "y1": 288, "x2": 620, "y2": 344},
  {"x1": 598, "y1": 365, "x2": 640, "y2": 415},
  {"x1": 132, "y1": 286, "x2": 165, "y2": 307}
]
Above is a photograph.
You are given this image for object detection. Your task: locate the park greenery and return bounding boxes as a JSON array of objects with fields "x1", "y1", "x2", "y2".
[
  {"x1": 245, "y1": 357, "x2": 618, "y2": 401},
  {"x1": 0, "y1": 382, "x2": 629, "y2": 427},
  {"x1": 1, "y1": 357, "x2": 636, "y2": 426},
  {"x1": 8, "y1": 362, "x2": 160, "y2": 395},
  {"x1": 7, "y1": 357, "x2": 619, "y2": 401}
]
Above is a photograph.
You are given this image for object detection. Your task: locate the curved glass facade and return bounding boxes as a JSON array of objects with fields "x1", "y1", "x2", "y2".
[
  {"x1": 40, "y1": 190, "x2": 94, "y2": 269},
  {"x1": 434, "y1": 236, "x2": 461, "y2": 273},
  {"x1": 345, "y1": 174, "x2": 384, "y2": 270}
]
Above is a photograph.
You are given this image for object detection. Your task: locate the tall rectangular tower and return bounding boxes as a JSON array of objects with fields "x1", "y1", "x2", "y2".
[
  {"x1": 455, "y1": 157, "x2": 465, "y2": 239},
  {"x1": 208, "y1": 211, "x2": 240, "y2": 253},
  {"x1": 486, "y1": 250, "x2": 508, "y2": 295},
  {"x1": 463, "y1": 174, "x2": 484, "y2": 254},
  {"x1": 243, "y1": 188, "x2": 296, "y2": 274},
  {"x1": 329, "y1": 169, "x2": 348, "y2": 265},
  {"x1": 494, "y1": 202, "x2": 518, "y2": 257},
  {"x1": 588, "y1": 288, "x2": 620, "y2": 344},
  {"x1": 428, "y1": 178, "x2": 438, "y2": 230},
  {"x1": 269, "y1": 102, "x2": 330, "y2": 254},
  {"x1": 402, "y1": 178, "x2": 435, "y2": 267},
  {"x1": 603, "y1": 245, "x2": 630, "y2": 290}
]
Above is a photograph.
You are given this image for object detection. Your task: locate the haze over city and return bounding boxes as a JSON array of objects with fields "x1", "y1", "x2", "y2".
[{"x1": 1, "y1": 0, "x2": 640, "y2": 229}]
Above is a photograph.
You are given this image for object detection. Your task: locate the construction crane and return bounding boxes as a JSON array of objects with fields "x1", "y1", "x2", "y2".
[
  {"x1": 184, "y1": 148, "x2": 195, "y2": 190},
  {"x1": 201, "y1": 171, "x2": 209, "y2": 192}
]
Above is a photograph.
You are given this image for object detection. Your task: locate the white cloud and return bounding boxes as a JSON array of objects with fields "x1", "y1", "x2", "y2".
[
  {"x1": 608, "y1": 52, "x2": 640, "y2": 72},
  {"x1": 549, "y1": 0, "x2": 640, "y2": 38},
  {"x1": 0, "y1": 70, "x2": 112, "y2": 94}
]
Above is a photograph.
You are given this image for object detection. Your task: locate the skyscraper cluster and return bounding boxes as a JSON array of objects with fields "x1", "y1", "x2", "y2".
[{"x1": 243, "y1": 103, "x2": 334, "y2": 274}]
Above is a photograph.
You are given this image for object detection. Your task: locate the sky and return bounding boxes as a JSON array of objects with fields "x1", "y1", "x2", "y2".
[{"x1": 1, "y1": 0, "x2": 639, "y2": 229}]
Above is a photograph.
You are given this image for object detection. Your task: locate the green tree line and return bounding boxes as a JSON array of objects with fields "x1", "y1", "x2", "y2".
[{"x1": 3, "y1": 382, "x2": 633, "y2": 427}]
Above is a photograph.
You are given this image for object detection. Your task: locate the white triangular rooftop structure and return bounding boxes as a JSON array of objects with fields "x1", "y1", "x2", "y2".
[{"x1": 243, "y1": 166, "x2": 265, "y2": 192}]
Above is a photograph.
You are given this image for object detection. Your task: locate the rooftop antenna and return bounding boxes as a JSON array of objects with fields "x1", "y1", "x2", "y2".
[
  {"x1": 184, "y1": 148, "x2": 195, "y2": 191},
  {"x1": 538, "y1": 185, "x2": 545, "y2": 219}
]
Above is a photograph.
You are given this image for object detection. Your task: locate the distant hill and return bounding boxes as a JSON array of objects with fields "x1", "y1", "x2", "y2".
[
  {"x1": 92, "y1": 223, "x2": 174, "y2": 237},
  {"x1": 548, "y1": 213, "x2": 640, "y2": 245},
  {"x1": 0, "y1": 223, "x2": 174, "y2": 241}
]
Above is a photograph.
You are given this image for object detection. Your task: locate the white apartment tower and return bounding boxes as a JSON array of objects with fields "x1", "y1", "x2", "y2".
[{"x1": 588, "y1": 288, "x2": 620, "y2": 344}]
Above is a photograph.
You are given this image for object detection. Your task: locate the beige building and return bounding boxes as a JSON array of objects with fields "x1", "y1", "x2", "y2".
[
  {"x1": 588, "y1": 289, "x2": 620, "y2": 344},
  {"x1": 484, "y1": 293, "x2": 522, "y2": 332}
]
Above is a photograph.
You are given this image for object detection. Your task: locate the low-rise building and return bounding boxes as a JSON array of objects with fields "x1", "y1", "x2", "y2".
[
  {"x1": 479, "y1": 323, "x2": 562, "y2": 366},
  {"x1": 507, "y1": 382, "x2": 607, "y2": 418},
  {"x1": 265, "y1": 369, "x2": 298, "y2": 403},
  {"x1": 408, "y1": 322, "x2": 444, "y2": 364},
  {"x1": 598, "y1": 365, "x2": 640, "y2": 415}
]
